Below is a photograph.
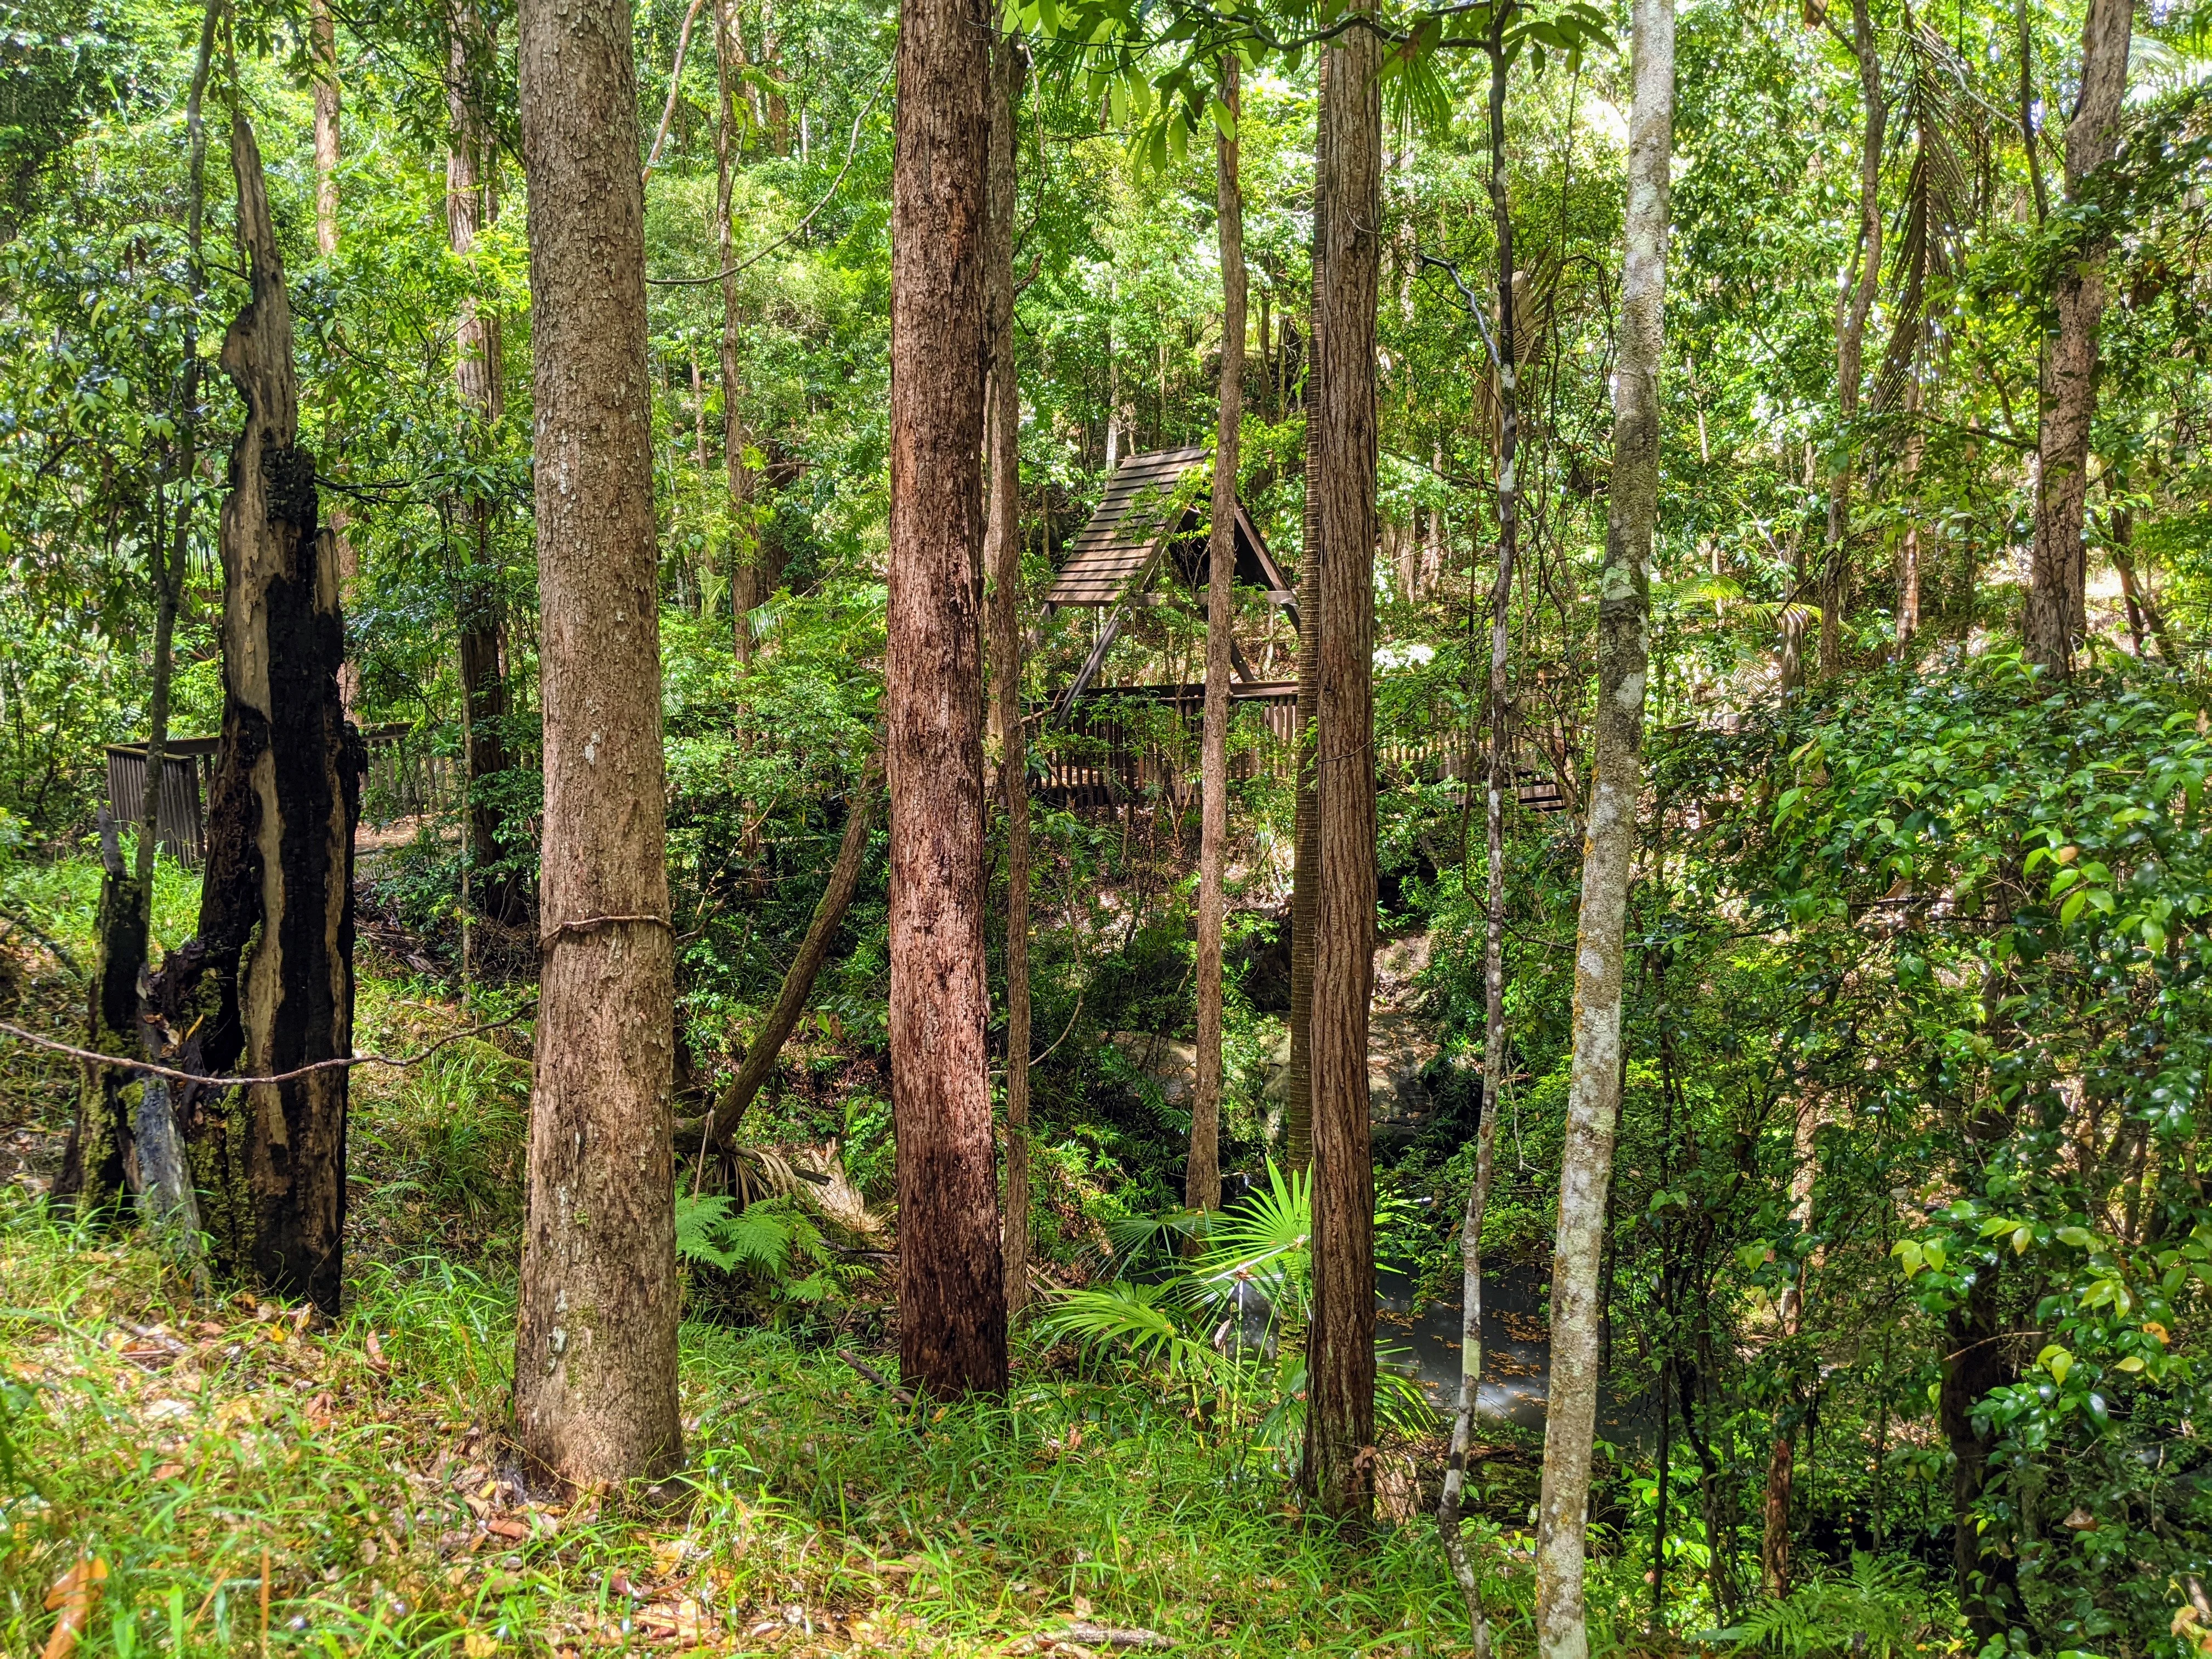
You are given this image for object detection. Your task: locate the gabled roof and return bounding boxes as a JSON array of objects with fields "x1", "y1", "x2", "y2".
[{"x1": 1046, "y1": 447, "x2": 1293, "y2": 608}]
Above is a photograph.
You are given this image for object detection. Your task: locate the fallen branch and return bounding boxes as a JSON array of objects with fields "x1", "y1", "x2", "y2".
[
  {"x1": 692, "y1": 751, "x2": 883, "y2": 1152},
  {"x1": 839, "y1": 1348, "x2": 915, "y2": 1407},
  {"x1": 0, "y1": 1005, "x2": 533, "y2": 1090}
]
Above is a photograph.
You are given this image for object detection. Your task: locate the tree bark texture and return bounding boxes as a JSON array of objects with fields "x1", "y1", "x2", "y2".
[
  {"x1": 142, "y1": 113, "x2": 361, "y2": 1313},
  {"x1": 1190, "y1": 57, "x2": 1241, "y2": 1217},
  {"x1": 888, "y1": 0, "x2": 1007, "y2": 1399},
  {"x1": 2025, "y1": 0, "x2": 2131, "y2": 675},
  {"x1": 1284, "y1": 53, "x2": 1327, "y2": 1176},
  {"x1": 513, "y1": 0, "x2": 681, "y2": 1487},
  {"x1": 1302, "y1": 14, "x2": 1381, "y2": 1525},
  {"x1": 1820, "y1": 0, "x2": 1886, "y2": 680},
  {"x1": 448, "y1": 0, "x2": 513, "y2": 910},
  {"x1": 714, "y1": 0, "x2": 760, "y2": 661},
  {"x1": 983, "y1": 38, "x2": 1033, "y2": 1313},
  {"x1": 1534, "y1": 0, "x2": 1669, "y2": 1647}
]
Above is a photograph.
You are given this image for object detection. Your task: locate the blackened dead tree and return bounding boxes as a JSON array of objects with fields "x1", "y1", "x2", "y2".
[{"x1": 143, "y1": 111, "x2": 363, "y2": 1314}]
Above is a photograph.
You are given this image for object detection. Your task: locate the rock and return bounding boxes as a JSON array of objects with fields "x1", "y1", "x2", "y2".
[{"x1": 1106, "y1": 1032, "x2": 1197, "y2": 1105}]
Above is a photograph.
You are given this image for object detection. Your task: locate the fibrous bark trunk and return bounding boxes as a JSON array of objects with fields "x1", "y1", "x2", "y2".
[
  {"x1": 1533, "y1": 0, "x2": 1670, "y2": 1646},
  {"x1": 138, "y1": 111, "x2": 362, "y2": 1314},
  {"x1": 983, "y1": 38, "x2": 1033, "y2": 1311},
  {"x1": 1820, "y1": 0, "x2": 1886, "y2": 680},
  {"x1": 512, "y1": 0, "x2": 681, "y2": 1486},
  {"x1": 1189, "y1": 57, "x2": 1241, "y2": 1218},
  {"x1": 1302, "y1": 9, "x2": 1381, "y2": 1525},
  {"x1": 2025, "y1": 0, "x2": 2131, "y2": 675},
  {"x1": 887, "y1": 0, "x2": 1006, "y2": 1399},
  {"x1": 448, "y1": 0, "x2": 512, "y2": 913},
  {"x1": 1284, "y1": 55, "x2": 1327, "y2": 1175},
  {"x1": 713, "y1": 0, "x2": 759, "y2": 661}
]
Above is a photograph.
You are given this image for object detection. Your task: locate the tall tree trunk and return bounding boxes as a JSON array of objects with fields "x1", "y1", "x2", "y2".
[
  {"x1": 1284, "y1": 55, "x2": 1327, "y2": 1175},
  {"x1": 713, "y1": 0, "x2": 758, "y2": 662},
  {"x1": 1438, "y1": 29, "x2": 1524, "y2": 1642},
  {"x1": 58, "y1": 2, "x2": 220, "y2": 1215},
  {"x1": 1190, "y1": 58, "x2": 1241, "y2": 1218},
  {"x1": 512, "y1": 0, "x2": 681, "y2": 1485},
  {"x1": 2109, "y1": 500, "x2": 2179, "y2": 664},
  {"x1": 2025, "y1": 0, "x2": 2131, "y2": 675},
  {"x1": 1302, "y1": 7, "x2": 1381, "y2": 1525},
  {"x1": 984, "y1": 37, "x2": 1032, "y2": 1314},
  {"x1": 1820, "y1": 0, "x2": 1886, "y2": 680},
  {"x1": 1897, "y1": 374, "x2": 1923, "y2": 649},
  {"x1": 448, "y1": 0, "x2": 512, "y2": 913},
  {"x1": 1534, "y1": 0, "x2": 1670, "y2": 1645},
  {"x1": 310, "y1": 0, "x2": 360, "y2": 718},
  {"x1": 888, "y1": 0, "x2": 1006, "y2": 1399},
  {"x1": 139, "y1": 112, "x2": 361, "y2": 1313}
]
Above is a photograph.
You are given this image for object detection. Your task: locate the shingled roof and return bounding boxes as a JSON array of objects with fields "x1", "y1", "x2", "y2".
[{"x1": 1046, "y1": 446, "x2": 1292, "y2": 608}]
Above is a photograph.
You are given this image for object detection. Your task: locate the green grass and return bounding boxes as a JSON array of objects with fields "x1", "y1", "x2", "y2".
[
  {"x1": 0, "y1": 1192, "x2": 1654, "y2": 1657},
  {"x1": 0, "y1": 850, "x2": 1668, "y2": 1657}
]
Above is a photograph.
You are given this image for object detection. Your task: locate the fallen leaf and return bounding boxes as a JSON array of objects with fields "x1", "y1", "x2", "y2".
[
  {"x1": 485, "y1": 1517, "x2": 531, "y2": 1543},
  {"x1": 1071, "y1": 1596, "x2": 1093, "y2": 1619},
  {"x1": 365, "y1": 1331, "x2": 390, "y2": 1372},
  {"x1": 150, "y1": 1463, "x2": 185, "y2": 1481},
  {"x1": 461, "y1": 1632, "x2": 498, "y2": 1658},
  {"x1": 41, "y1": 1556, "x2": 107, "y2": 1659},
  {"x1": 2064, "y1": 1507, "x2": 2099, "y2": 1531}
]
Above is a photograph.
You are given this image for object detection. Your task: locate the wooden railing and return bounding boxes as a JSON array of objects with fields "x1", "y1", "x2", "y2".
[
  {"x1": 1034, "y1": 681, "x2": 1571, "y2": 813},
  {"x1": 105, "y1": 724, "x2": 453, "y2": 867}
]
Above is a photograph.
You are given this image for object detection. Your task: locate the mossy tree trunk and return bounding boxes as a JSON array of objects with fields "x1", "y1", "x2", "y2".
[{"x1": 1534, "y1": 0, "x2": 1670, "y2": 1643}]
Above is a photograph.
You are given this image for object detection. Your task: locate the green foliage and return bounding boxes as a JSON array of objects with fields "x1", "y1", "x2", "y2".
[
  {"x1": 1714, "y1": 1553, "x2": 1946, "y2": 1658},
  {"x1": 674, "y1": 1192, "x2": 834, "y2": 1307}
]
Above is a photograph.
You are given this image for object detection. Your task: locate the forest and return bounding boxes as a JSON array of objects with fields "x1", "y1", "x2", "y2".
[{"x1": 0, "y1": 0, "x2": 2208, "y2": 1647}]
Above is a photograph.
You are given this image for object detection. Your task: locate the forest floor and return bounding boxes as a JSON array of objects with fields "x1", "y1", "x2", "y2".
[{"x1": 0, "y1": 856, "x2": 1677, "y2": 1658}]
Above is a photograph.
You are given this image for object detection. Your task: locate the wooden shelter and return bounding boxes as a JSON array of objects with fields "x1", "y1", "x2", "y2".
[{"x1": 1043, "y1": 446, "x2": 1297, "y2": 713}]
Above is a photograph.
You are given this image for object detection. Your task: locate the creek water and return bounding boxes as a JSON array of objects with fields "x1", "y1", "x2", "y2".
[{"x1": 1376, "y1": 1260, "x2": 1656, "y2": 1447}]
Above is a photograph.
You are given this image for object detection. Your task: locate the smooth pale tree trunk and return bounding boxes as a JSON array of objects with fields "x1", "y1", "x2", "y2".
[
  {"x1": 2026, "y1": 0, "x2": 2131, "y2": 674},
  {"x1": 1897, "y1": 375, "x2": 1923, "y2": 648},
  {"x1": 888, "y1": 0, "x2": 1006, "y2": 1398},
  {"x1": 1440, "y1": 30, "x2": 1524, "y2": 1646},
  {"x1": 1284, "y1": 55, "x2": 1327, "y2": 1174},
  {"x1": 1820, "y1": 0, "x2": 1884, "y2": 680},
  {"x1": 58, "y1": 2, "x2": 218, "y2": 1218},
  {"x1": 1533, "y1": 0, "x2": 1670, "y2": 1647},
  {"x1": 1190, "y1": 57, "x2": 1241, "y2": 1217},
  {"x1": 714, "y1": 0, "x2": 758, "y2": 660},
  {"x1": 138, "y1": 112, "x2": 362, "y2": 1313},
  {"x1": 983, "y1": 38, "x2": 1032, "y2": 1313},
  {"x1": 448, "y1": 1, "x2": 512, "y2": 915},
  {"x1": 1303, "y1": 12, "x2": 1381, "y2": 1524},
  {"x1": 1759, "y1": 1105, "x2": 1820, "y2": 1595},
  {"x1": 309, "y1": 0, "x2": 360, "y2": 718},
  {"x1": 512, "y1": 0, "x2": 681, "y2": 1486}
]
